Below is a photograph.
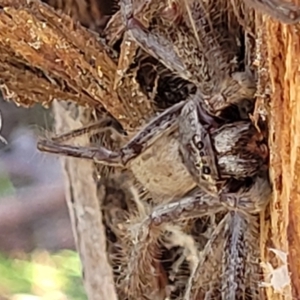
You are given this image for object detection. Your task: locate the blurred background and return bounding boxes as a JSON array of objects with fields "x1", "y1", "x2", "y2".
[{"x1": 0, "y1": 96, "x2": 87, "y2": 300}]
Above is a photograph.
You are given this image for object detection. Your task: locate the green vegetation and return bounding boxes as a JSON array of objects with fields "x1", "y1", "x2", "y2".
[{"x1": 0, "y1": 250, "x2": 87, "y2": 300}]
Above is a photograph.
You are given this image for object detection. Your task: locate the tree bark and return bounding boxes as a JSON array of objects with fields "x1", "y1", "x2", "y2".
[
  {"x1": 258, "y1": 12, "x2": 300, "y2": 300},
  {"x1": 52, "y1": 101, "x2": 118, "y2": 300}
]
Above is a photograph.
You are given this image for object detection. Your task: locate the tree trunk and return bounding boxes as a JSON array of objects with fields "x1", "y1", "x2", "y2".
[
  {"x1": 52, "y1": 101, "x2": 118, "y2": 300},
  {"x1": 259, "y1": 13, "x2": 300, "y2": 300}
]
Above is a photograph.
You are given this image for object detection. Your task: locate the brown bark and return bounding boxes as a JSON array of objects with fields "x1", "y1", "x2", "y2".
[
  {"x1": 257, "y1": 11, "x2": 300, "y2": 300},
  {"x1": 52, "y1": 101, "x2": 118, "y2": 300},
  {"x1": 0, "y1": 0, "x2": 153, "y2": 130},
  {"x1": 0, "y1": 0, "x2": 116, "y2": 108}
]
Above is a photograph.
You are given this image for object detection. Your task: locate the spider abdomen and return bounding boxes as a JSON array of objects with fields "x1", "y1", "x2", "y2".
[{"x1": 130, "y1": 131, "x2": 196, "y2": 202}]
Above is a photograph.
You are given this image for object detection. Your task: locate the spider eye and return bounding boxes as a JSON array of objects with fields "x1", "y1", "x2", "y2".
[
  {"x1": 192, "y1": 135, "x2": 204, "y2": 150},
  {"x1": 202, "y1": 166, "x2": 211, "y2": 175},
  {"x1": 195, "y1": 162, "x2": 201, "y2": 169},
  {"x1": 196, "y1": 141, "x2": 204, "y2": 150}
]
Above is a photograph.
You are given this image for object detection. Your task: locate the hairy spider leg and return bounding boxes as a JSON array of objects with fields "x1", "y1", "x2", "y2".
[
  {"x1": 220, "y1": 177, "x2": 271, "y2": 299},
  {"x1": 37, "y1": 101, "x2": 184, "y2": 166},
  {"x1": 127, "y1": 16, "x2": 257, "y2": 119},
  {"x1": 51, "y1": 117, "x2": 126, "y2": 143},
  {"x1": 120, "y1": 0, "x2": 189, "y2": 78},
  {"x1": 126, "y1": 17, "x2": 193, "y2": 81},
  {"x1": 149, "y1": 188, "x2": 224, "y2": 225},
  {"x1": 185, "y1": 173, "x2": 271, "y2": 299},
  {"x1": 124, "y1": 186, "x2": 225, "y2": 298},
  {"x1": 221, "y1": 211, "x2": 250, "y2": 300},
  {"x1": 184, "y1": 213, "x2": 230, "y2": 300},
  {"x1": 185, "y1": 212, "x2": 259, "y2": 300}
]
